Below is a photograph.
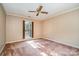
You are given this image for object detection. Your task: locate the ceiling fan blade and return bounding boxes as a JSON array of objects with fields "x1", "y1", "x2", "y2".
[
  {"x1": 36, "y1": 5, "x2": 43, "y2": 12},
  {"x1": 36, "y1": 12, "x2": 39, "y2": 16},
  {"x1": 41, "y1": 11, "x2": 48, "y2": 14},
  {"x1": 28, "y1": 11, "x2": 36, "y2": 12}
]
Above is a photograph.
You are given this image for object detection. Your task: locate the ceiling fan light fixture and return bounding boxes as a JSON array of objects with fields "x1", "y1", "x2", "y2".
[{"x1": 28, "y1": 5, "x2": 48, "y2": 16}]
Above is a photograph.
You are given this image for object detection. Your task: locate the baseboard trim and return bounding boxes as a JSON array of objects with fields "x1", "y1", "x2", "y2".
[
  {"x1": 44, "y1": 38, "x2": 79, "y2": 49},
  {"x1": 5, "y1": 38, "x2": 44, "y2": 44},
  {"x1": 5, "y1": 39, "x2": 27, "y2": 44}
]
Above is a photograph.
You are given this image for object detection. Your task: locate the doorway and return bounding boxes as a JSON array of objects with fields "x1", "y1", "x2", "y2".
[{"x1": 23, "y1": 20, "x2": 33, "y2": 39}]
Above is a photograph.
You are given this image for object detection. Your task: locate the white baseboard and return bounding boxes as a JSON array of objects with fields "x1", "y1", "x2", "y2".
[
  {"x1": 45, "y1": 38, "x2": 79, "y2": 48},
  {"x1": 6, "y1": 39, "x2": 27, "y2": 44},
  {"x1": 5, "y1": 38, "x2": 43, "y2": 44},
  {"x1": 5, "y1": 38, "x2": 36, "y2": 44}
]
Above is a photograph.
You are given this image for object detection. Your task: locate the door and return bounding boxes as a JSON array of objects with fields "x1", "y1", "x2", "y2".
[{"x1": 23, "y1": 20, "x2": 33, "y2": 39}]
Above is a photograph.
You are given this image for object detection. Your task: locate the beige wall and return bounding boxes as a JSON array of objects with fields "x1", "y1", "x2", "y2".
[
  {"x1": 6, "y1": 15, "x2": 23, "y2": 43},
  {"x1": 33, "y1": 20, "x2": 43, "y2": 38},
  {"x1": 42, "y1": 9, "x2": 79, "y2": 48},
  {"x1": 0, "y1": 4, "x2": 6, "y2": 53},
  {"x1": 6, "y1": 15, "x2": 43, "y2": 43}
]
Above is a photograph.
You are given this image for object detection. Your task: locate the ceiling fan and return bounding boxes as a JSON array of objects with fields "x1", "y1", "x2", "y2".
[{"x1": 28, "y1": 5, "x2": 48, "y2": 16}]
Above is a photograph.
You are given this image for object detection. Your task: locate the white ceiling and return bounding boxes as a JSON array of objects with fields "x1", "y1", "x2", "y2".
[{"x1": 2, "y1": 3, "x2": 79, "y2": 20}]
